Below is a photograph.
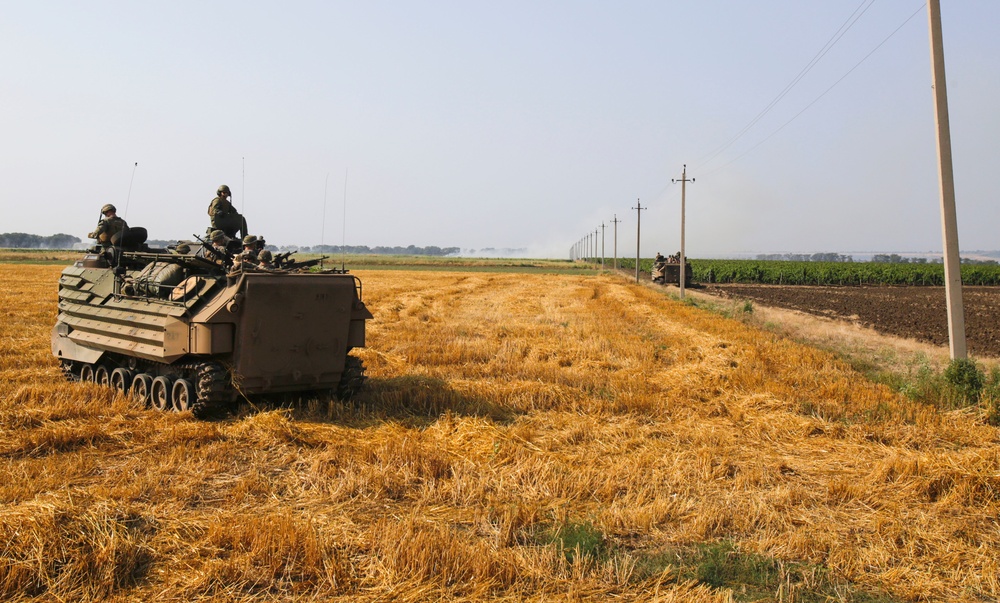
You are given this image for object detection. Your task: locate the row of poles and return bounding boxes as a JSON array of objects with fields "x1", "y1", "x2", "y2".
[
  {"x1": 565, "y1": 2, "x2": 966, "y2": 359},
  {"x1": 568, "y1": 165, "x2": 695, "y2": 298}
]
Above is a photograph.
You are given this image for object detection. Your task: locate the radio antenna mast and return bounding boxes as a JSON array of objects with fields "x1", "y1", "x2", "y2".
[
  {"x1": 123, "y1": 162, "x2": 138, "y2": 219},
  {"x1": 320, "y1": 172, "x2": 330, "y2": 269},
  {"x1": 342, "y1": 168, "x2": 348, "y2": 271},
  {"x1": 241, "y1": 157, "x2": 246, "y2": 214}
]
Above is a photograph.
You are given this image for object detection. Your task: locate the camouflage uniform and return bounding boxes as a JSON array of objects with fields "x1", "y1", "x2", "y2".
[
  {"x1": 88, "y1": 203, "x2": 128, "y2": 246},
  {"x1": 257, "y1": 249, "x2": 274, "y2": 270},
  {"x1": 208, "y1": 185, "x2": 246, "y2": 238},
  {"x1": 197, "y1": 229, "x2": 231, "y2": 267},
  {"x1": 234, "y1": 235, "x2": 260, "y2": 269}
]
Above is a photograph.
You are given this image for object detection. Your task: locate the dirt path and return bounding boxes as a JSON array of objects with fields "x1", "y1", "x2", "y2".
[{"x1": 700, "y1": 284, "x2": 1000, "y2": 359}]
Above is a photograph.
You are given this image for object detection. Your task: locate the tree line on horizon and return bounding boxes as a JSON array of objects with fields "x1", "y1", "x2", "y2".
[
  {"x1": 281, "y1": 244, "x2": 461, "y2": 256},
  {"x1": 0, "y1": 233, "x2": 81, "y2": 249},
  {"x1": 0, "y1": 233, "x2": 460, "y2": 256}
]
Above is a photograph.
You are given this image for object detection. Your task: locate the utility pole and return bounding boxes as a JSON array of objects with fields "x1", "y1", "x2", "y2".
[
  {"x1": 594, "y1": 228, "x2": 599, "y2": 264},
  {"x1": 611, "y1": 214, "x2": 620, "y2": 270},
  {"x1": 632, "y1": 199, "x2": 644, "y2": 283},
  {"x1": 600, "y1": 222, "x2": 606, "y2": 270},
  {"x1": 928, "y1": 0, "x2": 966, "y2": 360},
  {"x1": 672, "y1": 165, "x2": 695, "y2": 300}
]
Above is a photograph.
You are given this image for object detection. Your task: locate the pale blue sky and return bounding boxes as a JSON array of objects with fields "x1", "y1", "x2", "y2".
[{"x1": 1, "y1": 1, "x2": 997, "y2": 257}]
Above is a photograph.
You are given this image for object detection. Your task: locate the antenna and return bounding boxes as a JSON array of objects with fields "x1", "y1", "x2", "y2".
[
  {"x1": 123, "y1": 162, "x2": 138, "y2": 219},
  {"x1": 320, "y1": 172, "x2": 329, "y2": 269},
  {"x1": 342, "y1": 168, "x2": 348, "y2": 271},
  {"x1": 241, "y1": 157, "x2": 246, "y2": 214}
]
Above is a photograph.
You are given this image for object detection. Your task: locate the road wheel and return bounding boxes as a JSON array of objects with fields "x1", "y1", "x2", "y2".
[
  {"x1": 336, "y1": 355, "x2": 367, "y2": 400},
  {"x1": 110, "y1": 368, "x2": 133, "y2": 392},
  {"x1": 60, "y1": 361, "x2": 77, "y2": 382},
  {"x1": 95, "y1": 365, "x2": 110, "y2": 387},
  {"x1": 171, "y1": 378, "x2": 195, "y2": 412},
  {"x1": 130, "y1": 373, "x2": 153, "y2": 406},
  {"x1": 192, "y1": 362, "x2": 231, "y2": 419},
  {"x1": 151, "y1": 376, "x2": 173, "y2": 411},
  {"x1": 79, "y1": 364, "x2": 95, "y2": 383}
]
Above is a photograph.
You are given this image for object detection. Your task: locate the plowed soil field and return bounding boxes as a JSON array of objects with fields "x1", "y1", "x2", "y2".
[{"x1": 703, "y1": 284, "x2": 1000, "y2": 358}]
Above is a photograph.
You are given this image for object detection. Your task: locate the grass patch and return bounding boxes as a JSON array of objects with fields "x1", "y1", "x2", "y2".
[
  {"x1": 538, "y1": 519, "x2": 608, "y2": 563},
  {"x1": 635, "y1": 541, "x2": 901, "y2": 602},
  {"x1": 854, "y1": 355, "x2": 1000, "y2": 413}
]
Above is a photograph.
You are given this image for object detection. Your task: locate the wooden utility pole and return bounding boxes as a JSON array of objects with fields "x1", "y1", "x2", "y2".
[
  {"x1": 928, "y1": 0, "x2": 967, "y2": 360},
  {"x1": 611, "y1": 214, "x2": 620, "y2": 270},
  {"x1": 672, "y1": 165, "x2": 695, "y2": 299},
  {"x1": 600, "y1": 222, "x2": 606, "y2": 270},
  {"x1": 632, "y1": 199, "x2": 644, "y2": 283}
]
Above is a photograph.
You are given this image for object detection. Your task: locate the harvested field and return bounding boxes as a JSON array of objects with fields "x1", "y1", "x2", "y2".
[
  {"x1": 2, "y1": 263, "x2": 999, "y2": 601},
  {"x1": 703, "y1": 284, "x2": 1000, "y2": 358}
]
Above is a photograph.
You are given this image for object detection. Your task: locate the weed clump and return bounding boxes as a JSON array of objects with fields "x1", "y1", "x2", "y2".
[
  {"x1": 943, "y1": 358, "x2": 984, "y2": 404},
  {"x1": 544, "y1": 519, "x2": 607, "y2": 563}
]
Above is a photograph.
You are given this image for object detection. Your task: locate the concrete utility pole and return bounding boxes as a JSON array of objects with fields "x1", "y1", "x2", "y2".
[
  {"x1": 928, "y1": 0, "x2": 966, "y2": 360},
  {"x1": 672, "y1": 165, "x2": 695, "y2": 300},
  {"x1": 600, "y1": 222, "x2": 606, "y2": 270},
  {"x1": 611, "y1": 214, "x2": 620, "y2": 270},
  {"x1": 632, "y1": 199, "x2": 644, "y2": 283},
  {"x1": 594, "y1": 228, "x2": 599, "y2": 264}
]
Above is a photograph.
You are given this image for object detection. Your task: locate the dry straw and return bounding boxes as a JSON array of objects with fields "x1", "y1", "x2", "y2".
[{"x1": 0, "y1": 264, "x2": 997, "y2": 601}]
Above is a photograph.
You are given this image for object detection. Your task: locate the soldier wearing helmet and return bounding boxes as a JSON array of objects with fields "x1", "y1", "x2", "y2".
[
  {"x1": 257, "y1": 249, "x2": 275, "y2": 270},
  {"x1": 196, "y1": 229, "x2": 233, "y2": 268},
  {"x1": 88, "y1": 203, "x2": 128, "y2": 246},
  {"x1": 234, "y1": 234, "x2": 260, "y2": 269},
  {"x1": 207, "y1": 184, "x2": 248, "y2": 239}
]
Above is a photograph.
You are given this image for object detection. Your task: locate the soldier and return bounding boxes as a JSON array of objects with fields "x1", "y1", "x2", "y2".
[
  {"x1": 88, "y1": 204, "x2": 128, "y2": 246},
  {"x1": 198, "y1": 229, "x2": 231, "y2": 267},
  {"x1": 257, "y1": 249, "x2": 275, "y2": 270},
  {"x1": 235, "y1": 235, "x2": 259, "y2": 269},
  {"x1": 207, "y1": 184, "x2": 247, "y2": 239}
]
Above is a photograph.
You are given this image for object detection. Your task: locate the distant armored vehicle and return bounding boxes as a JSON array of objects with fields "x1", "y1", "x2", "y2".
[
  {"x1": 652, "y1": 253, "x2": 693, "y2": 287},
  {"x1": 52, "y1": 229, "x2": 372, "y2": 417}
]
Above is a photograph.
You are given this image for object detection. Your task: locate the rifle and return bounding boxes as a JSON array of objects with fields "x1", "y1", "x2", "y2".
[
  {"x1": 272, "y1": 250, "x2": 296, "y2": 268},
  {"x1": 283, "y1": 256, "x2": 329, "y2": 271},
  {"x1": 193, "y1": 234, "x2": 232, "y2": 268}
]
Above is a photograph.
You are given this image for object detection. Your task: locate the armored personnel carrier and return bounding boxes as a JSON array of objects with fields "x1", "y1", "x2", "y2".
[
  {"x1": 652, "y1": 261, "x2": 693, "y2": 287},
  {"x1": 52, "y1": 229, "x2": 373, "y2": 417}
]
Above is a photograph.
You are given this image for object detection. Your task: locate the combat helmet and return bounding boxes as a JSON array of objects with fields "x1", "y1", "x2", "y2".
[
  {"x1": 101, "y1": 204, "x2": 116, "y2": 214},
  {"x1": 242, "y1": 235, "x2": 258, "y2": 246},
  {"x1": 210, "y1": 229, "x2": 226, "y2": 242},
  {"x1": 258, "y1": 250, "x2": 273, "y2": 262},
  {"x1": 217, "y1": 184, "x2": 231, "y2": 197}
]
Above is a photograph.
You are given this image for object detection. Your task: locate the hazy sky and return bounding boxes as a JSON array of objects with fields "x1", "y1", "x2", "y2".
[{"x1": 2, "y1": 1, "x2": 997, "y2": 257}]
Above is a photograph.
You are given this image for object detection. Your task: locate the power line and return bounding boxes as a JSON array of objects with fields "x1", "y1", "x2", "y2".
[
  {"x1": 703, "y1": 3, "x2": 927, "y2": 178},
  {"x1": 694, "y1": 0, "x2": 877, "y2": 170}
]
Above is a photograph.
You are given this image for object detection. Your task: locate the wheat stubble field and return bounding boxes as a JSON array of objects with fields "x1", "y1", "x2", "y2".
[{"x1": 2, "y1": 263, "x2": 999, "y2": 602}]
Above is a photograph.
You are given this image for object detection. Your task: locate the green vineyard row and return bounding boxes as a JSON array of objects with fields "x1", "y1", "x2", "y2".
[{"x1": 609, "y1": 258, "x2": 1000, "y2": 286}]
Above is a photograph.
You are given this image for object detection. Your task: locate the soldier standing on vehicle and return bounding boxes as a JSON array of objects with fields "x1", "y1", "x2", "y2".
[
  {"x1": 207, "y1": 184, "x2": 247, "y2": 239},
  {"x1": 88, "y1": 204, "x2": 128, "y2": 246}
]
